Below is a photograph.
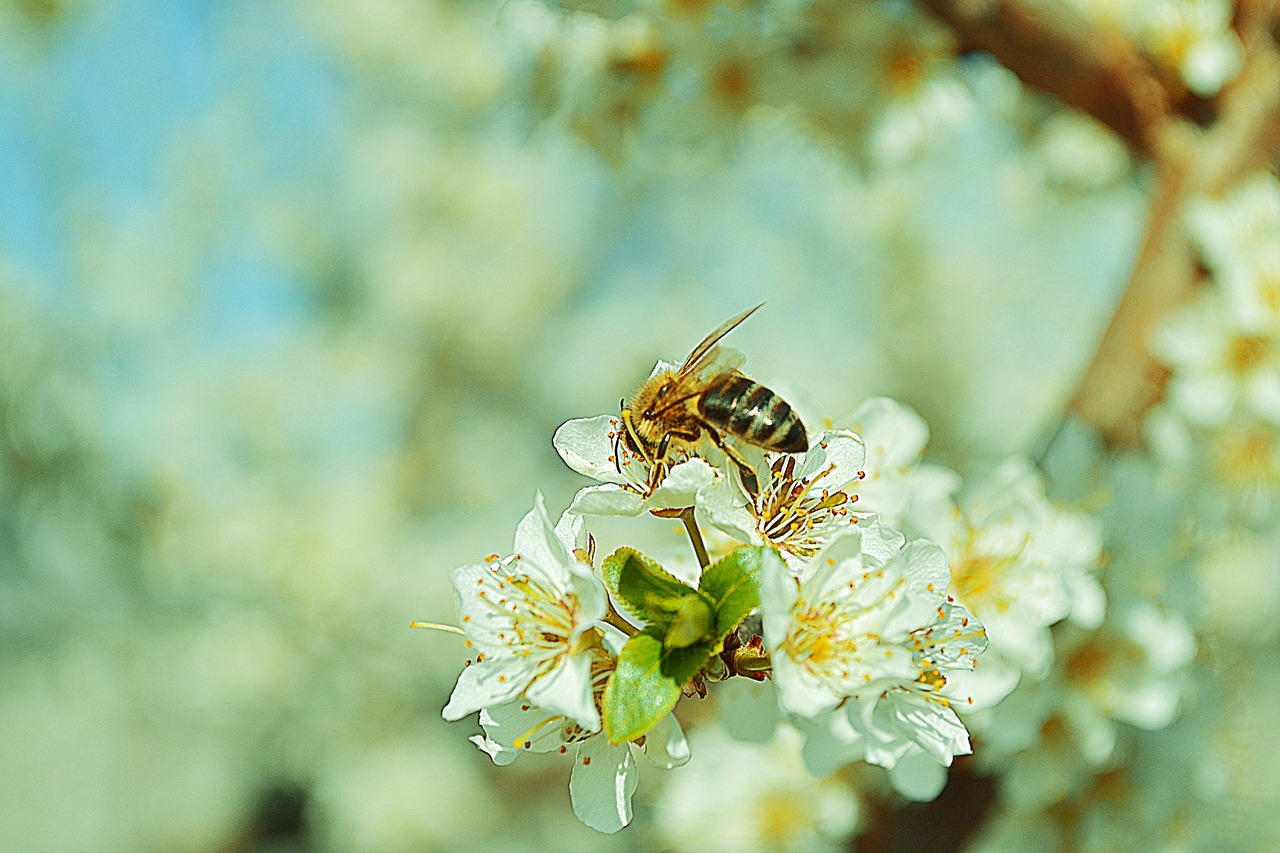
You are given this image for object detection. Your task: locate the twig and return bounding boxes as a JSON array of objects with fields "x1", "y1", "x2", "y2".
[{"x1": 680, "y1": 507, "x2": 711, "y2": 570}]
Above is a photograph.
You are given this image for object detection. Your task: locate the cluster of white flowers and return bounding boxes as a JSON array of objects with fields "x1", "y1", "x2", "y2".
[
  {"x1": 439, "y1": 348, "x2": 1001, "y2": 830},
  {"x1": 1151, "y1": 171, "x2": 1280, "y2": 522},
  {"x1": 441, "y1": 375, "x2": 1209, "y2": 839},
  {"x1": 503, "y1": 0, "x2": 980, "y2": 169},
  {"x1": 6, "y1": 0, "x2": 1269, "y2": 849}
]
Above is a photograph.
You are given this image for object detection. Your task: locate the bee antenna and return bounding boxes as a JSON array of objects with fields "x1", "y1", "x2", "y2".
[{"x1": 619, "y1": 397, "x2": 625, "y2": 410}]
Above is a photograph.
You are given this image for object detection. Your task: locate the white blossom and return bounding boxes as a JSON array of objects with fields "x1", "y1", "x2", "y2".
[
  {"x1": 762, "y1": 530, "x2": 987, "y2": 770},
  {"x1": 1153, "y1": 290, "x2": 1280, "y2": 427},
  {"x1": 553, "y1": 411, "x2": 718, "y2": 517},
  {"x1": 468, "y1": 627, "x2": 690, "y2": 834},
  {"x1": 843, "y1": 397, "x2": 956, "y2": 529},
  {"x1": 1132, "y1": 0, "x2": 1244, "y2": 97},
  {"x1": 975, "y1": 604, "x2": 1197, "y2": 809},
  {"x1": 442, "y1": 493, "x2": 608, "y2": 731},
  {"x1": 1186, "y1": 171, "x2": 1280, "y2": 277},
  {"x1": 909, "y1": 457, "x2": 1105, "y2": 692},
  {"x1": 700, "y1": 428, "x2": 904, "y2": 567},
  {"x1": 653, "y1": 725, "x2": 861, "y2": 853}
]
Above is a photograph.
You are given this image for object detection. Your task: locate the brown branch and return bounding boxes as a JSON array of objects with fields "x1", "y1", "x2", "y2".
[
  {"x1": 1069, "y1": 35, "x2": 1280, "y2": 448},
  {"x1": 922, "y1": 0, "x2": 1280, "y2": 449},
  {"x1": 1066, "y1": 127, "x2": 1195, "y2": 448},
  {"x1": 918, "y1": 0, "x2": 1171, "y2": 155}
]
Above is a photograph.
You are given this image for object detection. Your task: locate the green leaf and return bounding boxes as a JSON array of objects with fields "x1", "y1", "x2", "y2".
[
  {"x1": 664, "y1": 594, "x2": 715, "y2": 649},
  {"x1": 698, "y1": 545, "x2": 765, "y2": 642},
  {"x1": 602, "y1": 547, "x2": 699, "y2": 625},
  {"x1": 602, "y1": 630, "x2": 684, "y2": 744},
  {"x1": 661, "y1": 640, "x2": 716, "y2": 686}
]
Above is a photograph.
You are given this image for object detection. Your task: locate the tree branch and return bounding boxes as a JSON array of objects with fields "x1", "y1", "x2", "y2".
[
  {"x1": 1069, "y1": 24, "x2": 1280, "y2": 448},
  {"x1": 918, "y1": 0, "x2": 1171, "y2": 155},
  {"x1": 922, "y1": 0, "x2": 1280, "y2": 448}
]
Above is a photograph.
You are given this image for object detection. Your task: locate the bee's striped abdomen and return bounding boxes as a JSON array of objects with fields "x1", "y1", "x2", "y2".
[{"x1": 700, "y1": 374, "x2": 808, "y2": 453}]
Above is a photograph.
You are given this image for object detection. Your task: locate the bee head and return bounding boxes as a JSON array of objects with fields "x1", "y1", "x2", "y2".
[{"x1": 644, "y1": 380, "x2": 674, "y2": 418}]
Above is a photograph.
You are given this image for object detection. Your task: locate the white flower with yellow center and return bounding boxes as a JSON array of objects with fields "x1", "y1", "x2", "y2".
[
  {"x1": 1153, "y1": 290, "x2": 1280, "y2": 427},
  {"x1": 975, "y1": 605, "x2": 1196, "y2": 810},
  {"x1": 700, "y1": 428, "x2": 905, "y2": 568},
  {"x1": 844, "y1": 396, "x2": 959, "y2": 530},
  {"x1": 553, "y1": 399, "x2": 719, "y2": 517},
  {"x1": 1132, "y1": 0, "x2": 1243, "y2": 97},
  {"x1": 1148, "y1": 406, "x2": 1280, "y2": 518},
  {"x1": 442, "y1": 494, "x2": 608, "y2": 731},
  {"x1": 653, "y1": 725, "x2": 861, "y2": 853},
  {"x1": 761, "y1": 530, "x2": 987, "y2": 770},
  {"x1": 909, "y1": 457, "x2": 1105, "y2": 694},
  {"x1": 1187, "y1": 171, "x2": 1280, "y2": 277},
  {"x1": 468, "y1": 629, "x2": 690, "y2": 834},
  {"x1": 1220, "y1": 241, "x2": 1280, "y2": 333}
]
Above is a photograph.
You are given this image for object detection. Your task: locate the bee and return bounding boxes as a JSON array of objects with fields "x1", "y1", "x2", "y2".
[{"x1": 617, "y1": 304, "x2": 807, "y2": 495}]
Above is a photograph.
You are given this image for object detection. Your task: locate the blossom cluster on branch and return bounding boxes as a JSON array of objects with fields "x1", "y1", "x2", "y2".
[{"x1": 429, "y1": 332, "x2": 1179, "y2": 837}]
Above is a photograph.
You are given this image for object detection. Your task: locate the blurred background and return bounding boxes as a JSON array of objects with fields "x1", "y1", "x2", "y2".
[{"x1": 2, "y1": 0, "x2": 1277, "y2": 850}]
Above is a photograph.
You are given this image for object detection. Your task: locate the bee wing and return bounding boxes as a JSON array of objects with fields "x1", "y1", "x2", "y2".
[
  {"x1": 679, "y1": 304, "x2": 762, "y2": 376},
  {"x1": 683, "y1": 345, "x2": 744, "y2": 385}
]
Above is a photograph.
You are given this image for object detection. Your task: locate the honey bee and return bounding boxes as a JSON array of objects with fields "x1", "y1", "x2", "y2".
[{"x1": 617, "y1": 304, "x2": 807, "y2": 495}]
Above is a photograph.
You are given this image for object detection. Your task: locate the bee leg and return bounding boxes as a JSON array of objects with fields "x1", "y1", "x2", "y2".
[
  {"x1": 653, "y1": 429, "x2": 699, "y2": 492},
  {"x1": 704, "y1": 426, "x2": 759, "y2": 496}
]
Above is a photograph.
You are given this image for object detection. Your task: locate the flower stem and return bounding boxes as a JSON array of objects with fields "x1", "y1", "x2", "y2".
[
  {"x1": 603, "y1": 601, "x2": 639, "y2": 637},
  {"x1": 680, "y1": 507, "x2": 711, "y2": 570}
]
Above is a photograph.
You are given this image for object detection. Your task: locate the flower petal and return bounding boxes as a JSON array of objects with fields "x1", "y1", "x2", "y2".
[
  {"x1": 512, "y1": 492, "x2": 576, "y2": 591},
  {"x1": 801, "y1": 429, "x2": 867, "y2": 491},
  {"x1": 877, "y1": 692, "x2": 971, "y2": 767},
  {"x1": 554, "y1": 415, "x2": 628, "y2": 484},
  {"x1": 441, "y1": 659, "x2": 525, "y2": 721},
  {"x1": 698, "y1": 476, "x2": 760, "y2": 545},
  {"x1": 888, "y1": 747, "x2": 949, "y2": 802},
  {"x1": 569, "y1": 483, "x2": 646, "y2": 517},
  {"x1": 525, "y1": 650, "x2": 600, "y2": 733},
  {"x1": 800, "y1": 711, "x2": 867, "y2": 777},
  {"x1": 773, "y1": 653, "x2": 843, "y2": 719},
  {"x1": 473, "y1": 701, "x2": 566, "y2": 760},
  {"x1": 849, "y1": 397, "x2": 929, "y2": 470},
  {"x1": 647, "y1": 458, "x2": 718, "y2": 510},
  {"x1": 943, "y1": 657, "x2": 1020, "y2": 711},
  {"x1": 760, "y1": 548, "x2": 801, "y2": 654},
  {"x1": 639, "y1": 713, "x2": 691, "y2": 769},
  {"x1": 469, "y1": 733, "x2": 521, "y2": 767},
  {"x1": 570, "y1": 736, "x2": 638, "y2": 834}
]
